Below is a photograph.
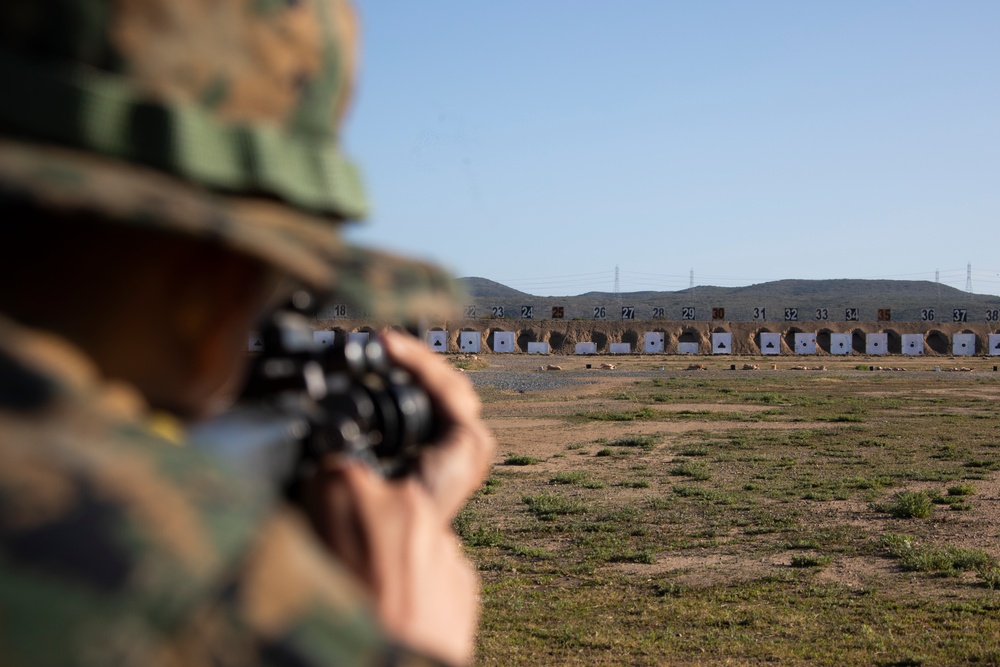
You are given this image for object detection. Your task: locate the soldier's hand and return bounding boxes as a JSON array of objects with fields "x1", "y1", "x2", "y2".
[
  {"x1": 302, "y1": 330, "x2": 494, "y2": 666},
  {"x1": 379, "y1": 330, "x2": 495, "y2": 515}
]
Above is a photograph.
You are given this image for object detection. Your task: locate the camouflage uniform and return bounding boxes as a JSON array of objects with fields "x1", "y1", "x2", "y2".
[{"x1": 0, "y1": 0, "x2": 462, "y2": 664}]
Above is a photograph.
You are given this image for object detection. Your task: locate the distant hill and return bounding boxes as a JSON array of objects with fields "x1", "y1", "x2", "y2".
[
  {"x1": 458, "y1": 277, "x2": 1000, "y2": 323},
  {"x1": 458, "y1": 277, "x2": 532, "y2": 299}
]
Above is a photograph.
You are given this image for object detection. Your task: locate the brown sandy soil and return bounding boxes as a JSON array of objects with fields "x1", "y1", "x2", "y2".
[{"x1": 467, "y1": 352, "x2": 1000, "y2": 600}]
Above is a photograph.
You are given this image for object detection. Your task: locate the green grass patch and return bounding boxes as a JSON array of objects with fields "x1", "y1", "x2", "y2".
[
  {"x1": 579, "y1": 406, "x2": 657, "y2": 421},
  {"x1": 879, "y1": 490, "x2": 934, "y2": 519},
  {"x1": 670, "y1": 461, "x2": 711, "y2": 481},
  {"x1": 522, "y1": 492, "x2": 588, "y2": 520},
  {"x1": 609, "y1": 434, "x2": 657, "y2": 449},
  {"x1": 504, "y1": 454, "x2": 540, "y2": 466},
  {"x1": 881, "y1": 534, "x2": 997, "y2": 576},
  {"x1": 550, "y1": 471, "x2": 587, "y2": 485},
  {"x1": 790, "y1": 554, "x2": 832, "y2": 568}
]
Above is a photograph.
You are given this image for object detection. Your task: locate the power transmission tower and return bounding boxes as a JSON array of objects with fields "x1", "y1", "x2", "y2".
[
  {"x1": 613, "y1": 265, "x2": 621, "y2": 304},
  {"x1": 966, "y1": 262, "x2": 973, "y2": 293},
  {"x1": 689, "y1": 269, "x2": 694, "y2": 289}
]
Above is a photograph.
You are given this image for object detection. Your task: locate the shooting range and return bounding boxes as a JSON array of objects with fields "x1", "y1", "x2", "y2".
[
  {"x1": 459, "y1": 331, "x2": 481, "y2": 353},
  {"x1": 644, "y1": 332, "x2": 665, "y2": 353},
  {"x1": 575, "y1": 342, "x2": 598, "y2": 355},
  {"x1": 760, "y1": 333, "x2": 781, "y2": 355},
  {"x1": 427, "y1": 330, "x2": 448, "y2": 353},
  {"x1": 902, "y1": 334, "x2": 924, "y2": 355},
  {"x1": 711, "y1": 332, "x2": 732, "y2": 354},
  {"x1": 830, "y1": 333, "x2": 852, "y2": 355},
  {"x1": 609, "y1": 343, "x2": 631, "y2": 354},
  {"x1": 866, "y1": 333, "x2": 888, "y2": 355},
  {"x1": 527, "y1": 342, "x2": 550, "y2": 355},
  {"x1": 953, "y1": 333, "x2": 976, "y2": 356},
  {"x1": 989, "y1": 334, "x2": 1000, "y2": 356},
  {"x1": 794, "y1": 333, "x2": 817, "y2": 355},
  {"x1": 493, "y1": 332, "x2": 515, "y2": 353},
  {"x1": 313, "y1": 331, "x2": 335, "y2": 347},
  {"x1": 678, "y1": 342, "x2": 699, "y2": 355},
  {"x1": 247, "y1": 331, "x2": 263, "y2": 353},
  {"x1": 348, "y1": 332, "x2": 370, "y2": 346}
]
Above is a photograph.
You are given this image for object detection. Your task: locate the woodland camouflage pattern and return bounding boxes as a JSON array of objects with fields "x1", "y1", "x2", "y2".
[
  {"x1": 0, "y1": 316, "x2": 445, "y2": 666},
  {"x1": 0, "y1": 0, "x2": 463, "y2": 319},
  {"x1": 1, "y1": 0, "x2": 461, "y2": 664}
]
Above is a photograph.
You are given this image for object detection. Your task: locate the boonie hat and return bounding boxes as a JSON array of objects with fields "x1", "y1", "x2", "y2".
[{"x1": 0, "y1": 0, "x2": 461, "y2": 321}]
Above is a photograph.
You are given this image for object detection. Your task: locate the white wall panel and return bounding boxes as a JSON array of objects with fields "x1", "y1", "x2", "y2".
[
  {"x1": 866, "y1": 333, "x2": 888, "y2": 355},
  {"x1": 643, "y1": 332, "x2": 665, "y2": 353},
  {"x1": 492, "y1": 332, "x2": 515, "y2": 353},
  {"x1": 348, "y1": 332, "x2": 370, "y2": 346},
  {"x1": 829, "y1": 333, "x2": 852, "y2": 355},
  {"x1": 953, "y1": 333, "x2": 975, "y2": 356},
  {"x1": 313, "y1": 331, "x2": 335, "y2": 347},
  {"x1": 678, "y1": 342, "x2": 699, "y2": 355},
  {"x1": 760, "y1": 333, "x2": 781, "y2": 355},
  {"x1": 711, "y1": 333, "x2": 732, "y2": 354},
  {"x1": 794, "y1": 333, "x2": 817, "y2": 355},
  {"x1": 248, "y1": 331, "x2": 263, "y2": 353},
  {"x1": 902, "y1": 334, "x2": 924, "y2": 355},
  {"x1": 459, "y1": 331, "x2": 481, "y2": 353},
  {"x1": 427, "y1": 331, "x2": 448, "y2": 353}
]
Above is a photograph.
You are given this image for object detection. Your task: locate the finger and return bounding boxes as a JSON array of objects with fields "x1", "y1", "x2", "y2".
[
  {"x1": 308, "y1": 460, "x2": 386, "y2": 588},
  {"x1": 380, "y1": 331, "x2": 483, "y2": 424},
  {"x1": 380, "y1": 331, "x2": 496, "y2": 516}
]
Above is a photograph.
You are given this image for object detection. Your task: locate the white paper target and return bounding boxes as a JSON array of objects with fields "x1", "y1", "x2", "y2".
[
  {"x1": 248, "y1": 331, "x2": 264, "y2": 352},
  {"x1": 989, "y1": 334, "x2": 1000, "y2": 356},
  {"x1": 527, "y1": 342, "x2": 550, "y2": 355},
  {"x1": 348, "y1": 332, "x2": 370, "y2": 347},
  {"x1": 830, "y1": 333, "x2": 852, "y2": 355},
  {"x1": 609, "y1": 343, "x2": 631, "y2": 354},
  {"x1": 711, "y1": 333, "x2": 732, "y2": 354},
  {"x1": 902, "y1": 334, "x2": 924, "y2": 355},
  {"x1": 575, "y1": 342, "x2": 597, "y2": 355},
  {"x1": 794, "y1": 333, "x2": 817, "y2": 355},
  {"x1": 678, "y1": 342, "x2": 699, "y2": 355},
  {"x1": 313, "y1": 331, "x2": 335, "y2": 347},
  {"x1": 459, "y1": 331, "x2": 481, "y2": 353},
  {"x1": 953, "y1": 333, "x2": 976, "y2": 356},
  {"x1": 643, "y1": 332, "x2": 665, "y2": 353},
  {"x1": 427, "y1": 330, "x2": 448, "y2": 353},
  {"x1": 760, "y1": 332, "x2": 781, "y2": 355},
  {"x1": 492, "y1": 332, "x2": 515, "y2": 353},
  {"x1": 866, "y1": 333, "x2": 888, "y2": 355}
]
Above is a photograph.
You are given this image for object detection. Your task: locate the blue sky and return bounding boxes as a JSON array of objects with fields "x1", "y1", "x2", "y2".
[{"x1": 342, "y1": 2, "x2": 999, "y2": 296}]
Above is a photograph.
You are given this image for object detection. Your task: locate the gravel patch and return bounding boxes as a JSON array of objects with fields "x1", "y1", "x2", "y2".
[{"x1": 466, "y1": 371, "x2": 598, "y2": 393}]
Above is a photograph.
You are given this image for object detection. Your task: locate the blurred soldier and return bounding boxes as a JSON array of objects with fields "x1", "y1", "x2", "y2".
[{"x1": 0, "y1": 1, "x2": 493, "y2": 666}]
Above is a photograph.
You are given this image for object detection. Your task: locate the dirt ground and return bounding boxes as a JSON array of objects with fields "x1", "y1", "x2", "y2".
[{"x1": 465, "y1": 353, "x2": 1000, "y2": 596}]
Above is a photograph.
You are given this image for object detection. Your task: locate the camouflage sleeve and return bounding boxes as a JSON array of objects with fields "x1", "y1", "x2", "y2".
[
  {"x1": 0, "y1": 410, "x2": 450, "y2": 667},
  {"x1": 224, "y1": 507, "x2": 453, "y2": 667}
]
